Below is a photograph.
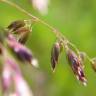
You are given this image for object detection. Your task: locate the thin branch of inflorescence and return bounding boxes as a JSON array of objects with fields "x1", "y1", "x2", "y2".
[
  {"x1": 1, "y1": 0, "x2": 61, "y2": 38},
  {"x1": 0, "y1": 0, "x2": 93, "y2": 64}
]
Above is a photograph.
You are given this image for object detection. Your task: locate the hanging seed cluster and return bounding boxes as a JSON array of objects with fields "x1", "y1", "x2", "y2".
[
  {"x1": 0, "y1": 20, "x2": 38, "y2": 96},
  {"x1": 51, "y1": 39, "x2": 96, "y2": 86}
]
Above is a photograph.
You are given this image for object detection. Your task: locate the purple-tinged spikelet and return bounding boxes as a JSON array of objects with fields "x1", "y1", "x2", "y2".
[
  {"x1": 7, "y1": 34, "x2": 38, "y2": 68},
  {"x1": 15, "y1": 27, "x2": 30, "y2": 44},
  {"x1": 51, "y1": 41, "x2": 62, "y2": 72},
  {"x1": 7, "y1": 20, "x2": 31, "y2": 44},
  {"x1": 2, "y1": 55, "x2": 33, "y2": 96},
  {"x1": 8, "y1": 20, "x2": 25, "y2": 32},
  {"x1": 66, "y1": 49, "x2": 87, "y2": 86}
]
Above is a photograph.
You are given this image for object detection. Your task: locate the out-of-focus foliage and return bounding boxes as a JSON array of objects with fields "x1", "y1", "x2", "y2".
[{"x1": 0, "y1": 0, "x2": 96, "y2": 96}]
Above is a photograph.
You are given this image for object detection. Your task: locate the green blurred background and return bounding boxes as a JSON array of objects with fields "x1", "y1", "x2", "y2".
[{"x1": 0, "y1": 0, "x2": 96, "y2": 96}]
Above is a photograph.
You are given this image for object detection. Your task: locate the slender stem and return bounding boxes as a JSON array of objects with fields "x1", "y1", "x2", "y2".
[
  {"x1": 1, "y1": 0, "x2": 37, "y2": 20},
  {"x1": 68, "y1": 42, "x2": 80, "y2": 55},
  {"x1": 85, "y1": 54, "x2": 93, "y2": 63},
  {"x1": 1, "y1": 0, "x2": 62, "y2": 38},
  {"x1": 0, "y1": 0, "x2": 93, "y2": 62}
]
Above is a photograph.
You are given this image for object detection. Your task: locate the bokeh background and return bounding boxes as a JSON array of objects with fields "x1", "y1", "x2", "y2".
[{"x1": 0, "y1": 0, "x2": 96, "y2": 96}]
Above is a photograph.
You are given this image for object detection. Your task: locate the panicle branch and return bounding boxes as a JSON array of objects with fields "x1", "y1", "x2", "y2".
[{"x1": 1, "y1": 0, "x2": 96, "y2": 87}]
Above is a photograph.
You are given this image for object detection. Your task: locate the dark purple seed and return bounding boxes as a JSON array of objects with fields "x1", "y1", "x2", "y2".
[
  {"x1": 16, "y1": 49, "x2": 32, "y2": 63},
  {"x1": 8, "y1": 20, "x2": 25, "y2": 32},
  {"x1": 51, "y1": 42, "x2": 61, "y2": 71},
  {"x1": 66, "y1": 49, "x2": 87, "y2": 85}
]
